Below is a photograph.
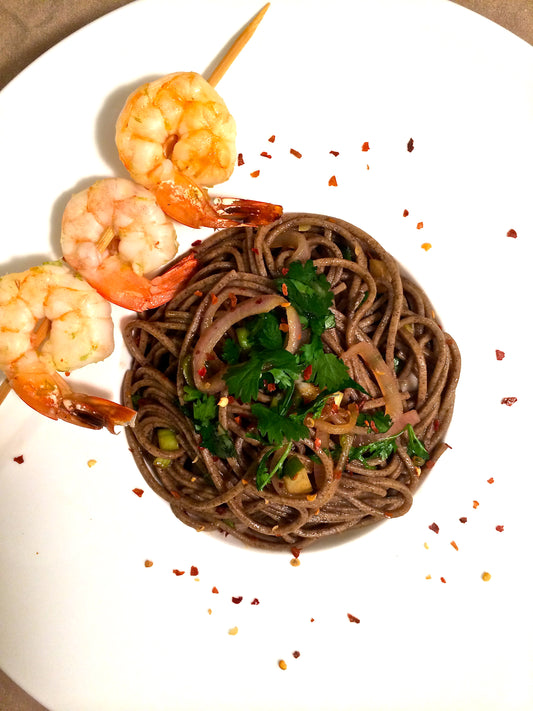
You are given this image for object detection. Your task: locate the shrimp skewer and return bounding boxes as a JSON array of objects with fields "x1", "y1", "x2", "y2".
[
  {"x1": 115, "y1": 7, "x2": 281, "y2": 229},
  {"x1": 0, "y1": 261, "x2": 136, "y2": 432},
  {"x1": 61, "y1": 178, "x2": 198, "y2": 311}
]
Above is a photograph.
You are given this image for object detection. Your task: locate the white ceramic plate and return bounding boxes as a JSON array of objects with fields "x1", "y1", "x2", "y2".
[{"x1": 1, "y1": 1, "x2": 532, "y2": 709}]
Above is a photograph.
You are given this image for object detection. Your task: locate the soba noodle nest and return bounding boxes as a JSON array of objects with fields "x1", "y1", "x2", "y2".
[{"x1": 122, "y1": 213, "x2": 460, "y2": 550}]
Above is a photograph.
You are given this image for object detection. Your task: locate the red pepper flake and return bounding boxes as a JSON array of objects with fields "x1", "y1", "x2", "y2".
[
  {"x1": 425, "y1": 459, "x2": 436, "y2": 471},
  {"x1": 347, "y1": 613, "x2": 360, "y2": 623},
  {"x1": 279, "y1": 322, "x2": 289, "y2": 332},
  {"x1": 228, "y1": 293, "x2": 237, "y2": 309},
  {"x1": 237, "y1": 153, "x2": 244, "y2": 166},
  {"x1": 290, "y1": 547, "x2": 301, "y2": 559},
  {"x1": 210, "y1": 293, "x2": 218, "y2": 305},
  {"x1": 433, "y1": 419, "x2": 440, "y2": 432},
  {"x1": 361, "y1": 141, "x2": 370, "y2": 151},
  {"x1": 251, "y1": 247, "x2": 259, "y2": 255},
  {"x1": 506, "y1": 228, "x2": 517, "y2": 238},
  {"x1": 13, "y1": 455, "x2": 24, "y2": 464},
  {"x1": 303, "y1": 364, "x2": 313, "y2": 381},
  {"x1": 260, "y1": 151, "x2": 272, "y2": 159},
  {"x1": 330, "y1": 150, "x2": 339, "y2": 157},
  {"x1": 403, "y1": 209, "x2": 409, "y2": 217},
  {"x1": 407, "y1": 137, "x2": 414, "y2": 152},
  {"x1": 191, "y1": 239, "x2": 202, "y2": 246},
  {"x1": 173, "y1": 569, "x2": 185, "y2": 576},
  {"x1": 495, "y1": 349, "x2": 505, "y2": 360},
  {"x1": 250, "y1": 170, "x2": 260, "y2": 178},
  {"x1": 450, "y1": 540, "x2": 459, "y2": 551},
  {"x1": 428, "y1": 522, "x2": 440, "y2": 534},
  {"x1": 232, "y1": 596, "x2": 243, "y2": 604},
  {"x1": 292, "y1": 650, "x2": 301, "y2": 658},
  {"x1": 417, "y1": 222, "x2": 424, "y2": 230},
  {"x1": 194, "y1": 290, "x2": 203, "y2": 297},
  {"x1": 266, "y1": 383, "x2": 277, "y2": 392},
  {"x1": 333, "y1": 469, "x2": 342, "y2": 480},
  {"x1": 440, "y1": 577, "x2": 447, "y2": 584},
  {"x1": 132, "y1": 488, "x2": 144, "y2": 497},
  {"x1": 234, "y1": 415, "x2": 242, "y2": 426},
  {"x1": 290, "y1": 148, "x2": 302, "y2": 158},
  {"x1": 281, "y1": 283, "x2": 288, "y2": 296},
  {"x1": 473, "y1": 500, "x2": 480, "y2": 509},
  {"x1": 421, "y1": 242, "x2": 432, "y2": 251},
  {"x1": 314, "y1": 437, "x2": 321, "y2": 450},
  {"x1": 268, "y1": 135, "x2": 276, "y2": 143},
  {"x1": 328, "y1": 175, "x2": 338, "y2": 187},
  {"x1": 212, "y1": 586, "x2": 219, "y2": 594},
  {"x1": 487, "y1": 477, "x2": 494, "y2": 484},
  {"x1": 281, "y1": 267, "x2": 289, "y2": 276},
  {"x1": 144, "y1": 560, "x2": 153, "y2": 568},
  {"x1": 198, "y1": 366, "x2": 207, "y2": 378},
  {"x1": 501, "y1": 396, "x2": 517, "y2": 406},
  {"x1": 190, "y1": 565, "x2": 199, "y2": 576},
  {"x1": 495, "y1": 525, "x2": 504, "y2": 532},
  {"x1": 170, "y1": 490, "x2": 181, "y2": 499},
  {"x1": 310, "y1": 618, "x2": 315, "y2": 622},
  {"x1": 459, "y1": 517, "x2": 467, "y2": 523},
  {"x1": 251, "y1": 598, "x2": 260, "y2": 605}
]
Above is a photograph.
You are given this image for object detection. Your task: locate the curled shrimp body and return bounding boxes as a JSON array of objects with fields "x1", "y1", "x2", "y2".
[
  {"x1": 0, "y1": 261, "x2": 136, "y2": 432},
  {"x1": 61, "y1": 178, "x2": 197, "y2": 311},
  {"x1": 115, "y1": 72, "x2": 282, "y2": 229}
]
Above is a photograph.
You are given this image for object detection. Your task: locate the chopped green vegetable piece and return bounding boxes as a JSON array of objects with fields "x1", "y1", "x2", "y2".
[
  {"x1": 349, "y1": 435, "x2": 398, "y2": 466},
  {"x1": 153, "y1": 457, "x2": 172, "y2": 468},
  {"x1": 157, "y1": 428, "x2": 179, "y2": 451},
  {"x1": 236, "y1": 327, "x2": 252, "y2": 351},
  {"x1": 199, "y1": 422, "x2": 236, "y2": 459},
  {"x1": 357, "y1": 410, "x2": 392, "y2": 434},
  {"x1": 192, "y1": 394, "x2": 217, "y2": 424}
]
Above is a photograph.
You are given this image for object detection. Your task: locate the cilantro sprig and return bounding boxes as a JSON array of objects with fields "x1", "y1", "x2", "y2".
[
  {"x1": 275, "y1": 260, "x2": 335, "y2": 335},
  {"x1": 182, "y1": 386, "x2": 235, "y2": 459}
]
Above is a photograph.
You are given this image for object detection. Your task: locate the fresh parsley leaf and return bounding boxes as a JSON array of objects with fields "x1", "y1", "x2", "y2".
[
  {"x1": 275, "y1": 260, "x2": 335, "y2": 335},
  {"x1": 406, "y1": 424, "x2": 429, "y2": 461},
  {"x1": 249, "y1": 312, "x2": 283, "y2": 351},
  {"x1": 357, "y1": 410, "x2": 392, "y2": 434},
  {"x1": 183, "y1": 385, "x2": 203, "y2": 402},
  {"x1": 263, "y1": 350, "x2": 301, "y2": 389},
  {"x1": 223, "y1": 350, "x2": 302, "y2": 403},
  {"x1": 300, "y1": 334, "x2": 366, "y2": 393},
  {"x1": 221, "y1": 338, "x2": 240, "y2": 364},
  {"x1": 256, "y1": 442, "x2": 292, "y2": 490},
  {"x1": 251, "y1": 403, "x2": 309, "y2": 446},
  {"x1": 349, "y1": 435, "x2": 398, "y2": 466},
  {"x1": 193, "y1": 394, "x2": 217, "y2": 425},
  {"x1": 199, "y1": 422, "x2": 236, "y2": 459}
]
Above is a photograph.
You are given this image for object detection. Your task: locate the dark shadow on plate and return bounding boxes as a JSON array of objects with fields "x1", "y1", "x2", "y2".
[{"x1": 95, "y1": 75, "x2": 160, "y2": 177}]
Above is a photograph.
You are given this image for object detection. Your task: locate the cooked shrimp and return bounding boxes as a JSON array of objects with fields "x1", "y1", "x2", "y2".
[
  {"x1": 60, "y1": 178, "x2": 198, "y2": 311},
  {"x1": 0, "y1": 261, "x2": 136, "y2": 432},
  {"x1": 115, "y1": 71, "x2": 282, "y2": 229}
]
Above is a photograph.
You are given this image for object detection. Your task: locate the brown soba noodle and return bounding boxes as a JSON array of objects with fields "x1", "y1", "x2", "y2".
[{"x1": 122, "y1": 213, "x2": 460, "y2": 550}]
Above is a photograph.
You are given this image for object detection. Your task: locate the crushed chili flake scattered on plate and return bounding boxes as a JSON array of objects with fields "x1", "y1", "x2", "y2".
[
  {"x1": 144, "y1": 560, "x2": 153, "y2": 568},
  {"x1": 459, "y1": 517, "x2": 468, "y2": 523},
  {"x1": 232, "y1": 596, "x2": 243, "y2": 604},
  {"x1": 361, "y1": 141, "x2": 370, "y2": 151},
  {"x1": 473, "y1": 500, "x2": 480, "y2": 509},
  {"x1": 495, "y1": 525, "x2": 504, "y2": 532},
  {"x1": 250, "y1": 169, "x2": 260, "y2": 178},
  {"x1": 132, "y1": 488, "x2": 144, "y2": 497},
  {"x1": 329, "y1": 150, "x2": 339, "y2": 156},
  {"x1": 487, "y1": 477, "x2": 494, "y2": 484},
  {"x1": 268, "y1": 135, "x2": 275, "y2": 143},
  {"x1": 228, "y1": 626, "x2": 239, "y2": 635},
  {"x1": 495, "y1": 349, "x2": 505, "y2": 360},
  {"x1": 425, "y1": 575, "x2": 432, "y2": 580},
  {"x1": 328, "y1": 175, "x2": 338, "y2": 187},
  {"x1": 407, "y1": 137, "x2": 415, "y2": 152},
  {"x1": 173, "y1": 569, "x2": 185, "y2": 576},
  {"x1": 421, "y1": 242, "x2": 432, "y2": 251},
  {"x1": 237, "y1": 153, "x2": 244, "y2": 166},
  {"x1": 260, "y1": 151, "x2": 272, "y2": 158},
  {"x1": 292, "y1": 650, "x2": 300, "y2": 659},
  {"x1": 290, "y1": 148, "x2": 302, "y2": 158},
  {"x1": 212, "y1": 586, "x2": 219, "y2": 594},
  {"x1": 501, "y1": 396, "x2": 517, "y2": 406},
  {"x1": 347, "y1": 613, "x2": 360, "y2": 623},
  {"x1": 278, "y1": 659, "x2": 287, "y2": 670},
  {"x1": 440, "y1": 577, "x2": 447, "y2": 584},
  {"x1": 429, "y1": 522, "x2": 440, "y2": 534},
  {"x1": 87, "y1": 459, "x2": 97, "y2": 467},
  {"x1": 290, "y1": 558, "x2": 301, "y2": 567},
  {"x1": 251, "y1": 598, "x2": 260, "y2": 605},
  {"x1": 450, "y1": 540, "x2": 459, "y2": 551},
  {"x1": 190, "y1": 565, "x2": 199, "y2": 576},
  {"x1": 403, "y1": 209, "x2": 409, "y2": 217},
  {"x1": 13, "y1": 455, "x2": 24, "y2": 464},
  {"x1": 506, "y1": 228, "x2": 517, "y2": 238},
  {"x1": 417, "y1": 221, "x2": 424, "y2": 229},
  {"x1": 481, "y1": 572, "x2": 491, "y2": 582}
]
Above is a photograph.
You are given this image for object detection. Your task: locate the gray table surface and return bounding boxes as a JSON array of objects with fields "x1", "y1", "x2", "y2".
[{"x1": 0, "y1": 0, "x2": 531, "y2": 709}]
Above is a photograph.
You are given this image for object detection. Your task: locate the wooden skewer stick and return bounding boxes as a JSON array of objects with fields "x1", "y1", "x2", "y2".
[{"x1": 206, "y1": 3, "x2": 270, "y2": 88}]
